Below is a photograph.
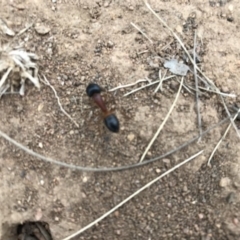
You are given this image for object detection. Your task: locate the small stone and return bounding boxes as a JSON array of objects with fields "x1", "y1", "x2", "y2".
[
  {"x1": 38, "y1": 103, "x2": 44, "y2": 112},
  {"x1": 233, "y1": 218, "x2": 239, "y2": 225},
  {"x1": 127, "y1": 133, "x2": 135, "y2": 141},
  {"x1": 104, "y1": 1, "x2": 110, "y2": 7},
  {"x1": 228, "y1": 4, "x2": 234, "y2": 12},
  {"x1": 175, "y1": 25, "x2": 183, "y2": 34},
  {"x1": 107, "y1": 41, "x2": 114, "y2": 48},
  {"x1": 35, "y1": 24, "x2": 51, "y2": 35},
  {"x1": 114, "y1": 211, "x2": 119, "y2": 217},
  {"x1": 40, "y1": 180, "x2": 44, "y2": 185},
  {"x1": 183, "y1": 185, "x2": 188, "y2": 192},
  {"x1": 219, "y1": 177, "x2": 231, "y2": 187},
  {"x1": 198, "y1": 213, "x2": 204, "y2": 219},
  {"x1": 55, "y1": 216, "x2": 59, "y2": 221},
  {"x1": 163, "y1": 158, "x2": 171, "y2": 164},
  {"x1": 39, "y1": 142, "x2": 43, "y2": 148},
  {"x1": 155, "y1": 168, "x2": 161, "y2": 174},
  {"x1": 129, "y1": 5, "x2": 134, "y2": 11},
  {"x1": 82, "y1": 176, "x2": 88, "y2": 183},
  {"x1": 35, "y1": 208, "x2": 43, "y2": 221},
  {"x1": 70, "y1": 130, "x2": 74, "y2": 135},
  {"x1": 221, "y1": 86, "x2": 229, "y2": 92}
]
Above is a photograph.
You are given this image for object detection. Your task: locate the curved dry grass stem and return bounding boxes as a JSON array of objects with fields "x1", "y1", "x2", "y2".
[
  {"x1": 61, "y1": 150, "x2": 203, "y2": 240},
  {"x1": 207, "y1": 111, "x2": 240, "y2": 166},
  {"x1": 139, "y1": 77, "x2": 184, "y2": 162},
  {"x1": 41, "y1": 75, "x2": 79, "y2": 128},
  {"x1": 0, "y1": 115, "x2": 232, "y2": 172}
]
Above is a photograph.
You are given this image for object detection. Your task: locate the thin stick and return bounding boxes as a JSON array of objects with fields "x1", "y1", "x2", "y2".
[
  {"x1": 207, "y1": 112, "x2": 239, "y2": 166},
  {"x1": 220, "y1": 95, "x2": 240, "y2": 139},
  {"x1": 61, "y1": 150, "x2": 203, "y2": 240},
  {"x1": 144, "y1": 1, "x2": 216, "y2": 90},
  {"x1": 184, "y1": 82, "x2": 236, "y2": 98},
  {"x1": 0, "y1": 67, "x2": 13, "y2": 89},
  {"x1": 0, "y1": 115, "x2": 232, "y2": 172},
  {"x1": 139, "y1": 77, "x2": 183, "y2": 162},
  {"x1": 124, "y1": 75, "x2": 175, "y2": 97},
  {"x1": 154, "y1": 69, "x2": 167, "y2": 93},
  {"x1": 108, "y1": 78, "x2": 151, "y2": 92},
  {"x1": 130, "y1": 22, "x2": 153, "y2": 44},
  {"x1": 193, "y1": 30, "x2": 202, "y2": 139},
  {"x1": 17, "y1": 23, "x2": 34, "y2": 36},
  {"x1": 176, "y1": 78, "x2": 194, "y2": 95},
  {"x1": 41, "y1": 75, "x2": 79, "y2": 128}
]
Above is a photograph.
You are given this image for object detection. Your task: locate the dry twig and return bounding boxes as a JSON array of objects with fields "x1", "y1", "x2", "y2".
[
  {"x1": 124, "y1": 75, "x2": 175, "y2": 97},
  {"x1": 207, "y1": 111, "x2": 240, "y2": 166},
  {"x1": 108, "y1": 78, "x2": 151, "y2": 92},
  {"x1": 193, "y1": 30, "x2": 202, "y2": 139},
  {"x1": 139, "y1": 77, "x2": 184, "y2": 162},
  {"x1": 41, "y1": 75, "x2": 79, "y2": 128},
  {"x1": 131, "y1": 22, "x2": 153, "y2": 44}
]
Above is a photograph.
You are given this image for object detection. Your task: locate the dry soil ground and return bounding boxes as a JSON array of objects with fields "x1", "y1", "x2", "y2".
[{"x1": 1, "y1": 0, "x2": 240, "y2": 239}]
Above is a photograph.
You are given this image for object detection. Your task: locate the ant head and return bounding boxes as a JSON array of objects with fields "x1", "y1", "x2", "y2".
[
  {"x1": 86, "y1": 83, "x2": 102, "y2": 97},
  {"x1": 104, "y1": 114, "x2": 120, "y2": 133}
]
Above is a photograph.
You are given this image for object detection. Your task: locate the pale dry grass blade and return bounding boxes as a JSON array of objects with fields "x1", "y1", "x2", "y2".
[
  {"x1": 220, "y1": 95, "x2": 240, "y2": 139},
  {"x1": 131, "y1": 22, "x2": 153, "y2": 44},
  {"x1": 0, "y1": 67, "x2": 12, "y2": 89},
  {"x1": 61, "y1": 150, "x2": 203, "y2": 240},
  {"x1": 124, "y1": 75, "x2": 175, "y2": 97},
  {"x1": 108, "y1": 78, "x2": 151, "y2": 92},
  {"x1": 207, "y1": 111, "x2": 240, "y2": 166},
  {"x1": 154, "y1": 69, "x2": 167, "y2": 93},
  {"x1": 22, "y1": 71, "x2": 40, "y2": 89},
  {"x1": 139, "y1": 77, "x2": 184, "y2": 162},
  {"x1": 41, "y1": 75, "x2": 79, "y2": 128}
]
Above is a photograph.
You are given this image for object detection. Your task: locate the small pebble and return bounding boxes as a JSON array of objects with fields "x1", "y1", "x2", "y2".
[
  {"x1": 39, "y1": 142, "x2": 43, "y2": 148},
  {"x1": 219, "y1": 177, "x2": 231, "y2": 187},
  {"x1": 35, "y1": 24, "x2": 51, "y2": 35},
  {"x1": 127, "y1": 133, "x2": 135, "y2": 141}
]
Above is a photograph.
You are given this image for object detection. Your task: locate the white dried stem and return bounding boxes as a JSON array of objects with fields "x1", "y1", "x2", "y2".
[{"x1": 139, "y1": 77, "x2": 184, "y2": 162}]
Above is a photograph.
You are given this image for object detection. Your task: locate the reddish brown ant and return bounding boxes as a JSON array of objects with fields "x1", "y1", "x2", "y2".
[{"x1": 86, "y1": 83, "x2": 120, "y2": 133}]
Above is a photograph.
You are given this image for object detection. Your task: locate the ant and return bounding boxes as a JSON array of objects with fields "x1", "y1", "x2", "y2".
[{"x1": 86, "y1": 83, "x2": 120, "y2": 133}]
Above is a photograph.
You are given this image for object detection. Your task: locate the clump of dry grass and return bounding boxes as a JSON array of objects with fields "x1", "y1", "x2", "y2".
[{"x1": 0, "y1": 44, "x2": 40, "y2": 97}]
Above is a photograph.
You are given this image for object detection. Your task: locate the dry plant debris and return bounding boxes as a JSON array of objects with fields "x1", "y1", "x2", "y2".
[{"x1": 0, "y1": 44, "x2": 40, "y2": 97}]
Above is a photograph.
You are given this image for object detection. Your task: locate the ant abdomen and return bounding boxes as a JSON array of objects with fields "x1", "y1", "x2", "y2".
[{"x1": 104, "y1": 114, "x2": 120, "y2": 133}]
